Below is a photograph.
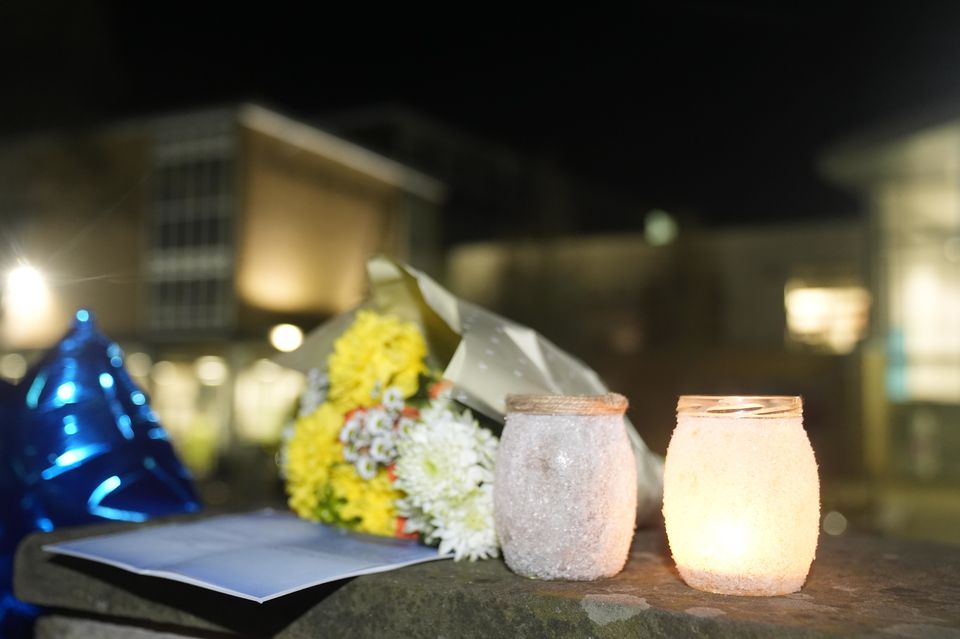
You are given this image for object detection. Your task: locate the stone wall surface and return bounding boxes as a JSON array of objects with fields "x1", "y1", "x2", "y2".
[{"x1": 15, "y1": 516, "x2": 960, "y2": 638}]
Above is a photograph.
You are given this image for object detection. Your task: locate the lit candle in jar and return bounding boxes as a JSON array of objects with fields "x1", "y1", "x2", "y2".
[{"x1": 663, "y1": 395, "x2": 819, "y2": 596}]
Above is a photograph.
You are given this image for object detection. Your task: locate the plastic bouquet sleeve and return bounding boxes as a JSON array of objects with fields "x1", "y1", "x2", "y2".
[{"x1": 278, "y1": 256, "x2": 664, "y2": 522}]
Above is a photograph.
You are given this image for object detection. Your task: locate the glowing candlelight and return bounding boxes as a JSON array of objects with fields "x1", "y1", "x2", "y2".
[{"x1": 663, "y1": 395, "x2": 819, "y2": 596}]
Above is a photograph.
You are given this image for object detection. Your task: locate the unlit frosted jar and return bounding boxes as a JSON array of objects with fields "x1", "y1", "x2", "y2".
[
  {"x1": 494, "y1": 393, "x2": 637, "y2": 580},
  {"x1": 663, "y1": 396, "x2": 820, "y2": 596}
]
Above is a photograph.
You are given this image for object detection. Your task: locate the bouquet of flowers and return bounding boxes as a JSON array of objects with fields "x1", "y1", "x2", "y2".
[
  {"x1": 280, "y1": 257, "x2": 664, "y2": 561},
  {"x1": 284, "y1": 310, "x2": 499, "y2": 560}
]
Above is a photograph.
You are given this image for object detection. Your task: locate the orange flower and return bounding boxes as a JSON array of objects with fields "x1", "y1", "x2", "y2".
[
  {"x1": 395, "y1": 516, "x2": 419, "y2": 540},
  {"x1": 429, "y1": 379, "x2": 453, "y2": 400}
]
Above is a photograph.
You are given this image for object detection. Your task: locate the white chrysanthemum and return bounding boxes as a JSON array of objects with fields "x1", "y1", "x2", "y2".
[
  {"x1": 299, "y1": 368, "x2": 329, "y2": 417},
  {"x1": 276, "y1": 421, "x2": 295, "y2": 478},
  {"x1": 355, "y1": 456, "x2": 377, "y2": 480},
  {"x1": 394, "y1": 399, "x2": 499, "y2": 560},
  {"x1": 417, "y1": 400, "x2": 457, "y2": 427},
  {"x1": 382, "y1": 386, "x2": 405, "y2": 412},
  {"x1": 395, "y1": 415, "x2": 486, "y2": 509},
  {"x1": 355, "y1": 428, "x2": 372, "y2": 448},
  {"x1": 339, "y1": 404, "x2": 407, "y2": 477},
  {"x1": 432, "y1": 485, "x2": 498, "y2": 561},
  {"x1": 473, "y1": 425, "x2": 497, "y2": 470},
  {"x1": 364, "y1": 408, "x2": 392, "y2": 436},
  {"x1": 343, "y1": 443, "x2": 360, "y2": 463},
  {"x1": 397, "y1": 416, "x2": 416, "y2": 437},
  {"x1": 369, "y1": 435, "x2": 396, "y2": 463},
  {"x1": 397, "y1": 496, "x2": 431, "y2": 535},
  {"x1": 340, "y1": 412, "x2": 363, "y2": 444}
]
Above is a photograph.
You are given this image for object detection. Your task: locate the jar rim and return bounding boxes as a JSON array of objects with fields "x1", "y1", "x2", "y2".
[
  {"x1": 677, "y1": 395, "x2": 802, "y2": 418},
  {"x1": 506, "y1": 393, "x2": 628, "y2": 416}
]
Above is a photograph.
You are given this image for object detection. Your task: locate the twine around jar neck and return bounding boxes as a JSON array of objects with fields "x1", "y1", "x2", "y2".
[
  {"x1": 676, "y1": 395, "x2": 802, "y2": 418},
  {"x1": 506, "y1": 393, "x2": 628, "y2": 416}
]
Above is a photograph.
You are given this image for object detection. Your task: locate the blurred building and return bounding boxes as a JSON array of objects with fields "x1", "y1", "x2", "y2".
[
  {"x1": 447, "y1": 221, "x2": 870, "y2": 475},
  {"x1": 0, "y1": 103, "x2": 444, "y2": 503},
  {"x1": 822, "y1": 113, "x2": 960, "y2": 542}
]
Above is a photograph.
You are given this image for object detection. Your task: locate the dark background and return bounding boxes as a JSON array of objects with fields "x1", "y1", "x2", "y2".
[{"x1": 4, "y1": 2, "x2": 960, "y2": 229}]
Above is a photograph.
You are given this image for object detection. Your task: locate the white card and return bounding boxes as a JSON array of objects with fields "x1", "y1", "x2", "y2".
[{"x1": 44, "y1": 510, "x2": 449, "y2": 603}]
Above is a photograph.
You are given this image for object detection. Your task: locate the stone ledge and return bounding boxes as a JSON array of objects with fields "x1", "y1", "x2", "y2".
[
  {"x1": 35, "y1": 615, "x2": 196, "y2": 639},
  {"x1": 15, "y1": 514, "x2": 960, "y2": 638}
]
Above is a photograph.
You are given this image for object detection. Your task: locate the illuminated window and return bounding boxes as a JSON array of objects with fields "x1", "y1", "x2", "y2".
[
  {"x1": 233, "y1": 359, "x2": 304, "y2": 444},
  {"x1": 875, "y1": 180, "x2": 960, "y2": 403},
  {"x1": 148, "y1": 359, "x2": 223, "y2": 476},
  {"x1": 784, "y1": 280, "x2": 871, "y2": 354},
  {"x1": 146, "y1": 111, "x2": 236, "y2": 334}
]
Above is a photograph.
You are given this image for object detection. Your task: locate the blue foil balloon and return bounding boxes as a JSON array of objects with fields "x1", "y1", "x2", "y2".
[
  {"x1": 1, "y1": 383, "x2": 22, "y2": 560},
  {"x1": 1, "y1": 380, "x2": 39, "y2": 638},
  {"x1": 10, "y1": 310, "x2": 201, "y2": 531},
  {"x1": 2, "y1": 310, "x2": 201, "y2": 636}
]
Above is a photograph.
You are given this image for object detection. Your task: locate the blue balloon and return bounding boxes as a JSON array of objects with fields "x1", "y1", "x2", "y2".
[
  {"x1": 10, "y1": 309, "x2": 201, "y2": 528},
  {"x1": 2, "y1": 310, "x2": 201, "y2": 636},
  {"x1": 1, "y1": 380, "x2": 39, "y2": 638}
]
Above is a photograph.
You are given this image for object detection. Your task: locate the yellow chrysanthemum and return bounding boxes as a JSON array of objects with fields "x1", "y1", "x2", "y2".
[
  {"x1": 329, "y1": 463, "x2": 402, "y2": 536},
  {"x1": 284, "y1": 402, "x2": 344, "y2": 520},
  {"x1": 327, "y1": 310, "x2": 427, "y2": 412}
]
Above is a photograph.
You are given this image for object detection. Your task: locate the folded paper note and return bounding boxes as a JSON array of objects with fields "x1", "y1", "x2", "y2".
[{"x1": 43, "y1": 510, "x2": 449, "y2": 603}]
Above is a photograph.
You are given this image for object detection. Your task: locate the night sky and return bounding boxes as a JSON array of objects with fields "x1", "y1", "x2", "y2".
[{"x1": 5, "y1": 2, "x2": 960, "y2": 229}]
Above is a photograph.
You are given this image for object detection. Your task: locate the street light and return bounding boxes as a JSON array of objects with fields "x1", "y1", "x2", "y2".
[
  {"x1": 269, "y1": 323, "x2": 303, "y2": 352},
  {"x1": 3, "y1": 263, "x2": 51, "y2": 317}
]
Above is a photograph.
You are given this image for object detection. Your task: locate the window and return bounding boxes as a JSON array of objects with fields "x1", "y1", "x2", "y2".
[
  {"x1": 146, "y1": 112, "x2": 236, "y2": 334},
  {"x1": 784, "y1": 280, "x2": 871, "y2": 354},
  {"x1": 876, "y1": 180, "x2": 960, "y2": 403}
]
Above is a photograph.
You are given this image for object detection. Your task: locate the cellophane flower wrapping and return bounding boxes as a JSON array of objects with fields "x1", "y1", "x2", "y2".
[{"x1": 279, "y1": 257, "x2": 663, "y2": 561}]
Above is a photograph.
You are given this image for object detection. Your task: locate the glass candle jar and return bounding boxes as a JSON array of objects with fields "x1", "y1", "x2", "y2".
[
  {"x1": 494, "y1": 393, "x2": 637, "y2": 580},
  {"x1": 663, "y1": 396, "x2": 820, "y2": 596}
]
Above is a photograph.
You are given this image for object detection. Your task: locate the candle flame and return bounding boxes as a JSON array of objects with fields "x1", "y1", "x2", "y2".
[{"x1": 710, "y1": 519, "x2": 749, "y2": 560}]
